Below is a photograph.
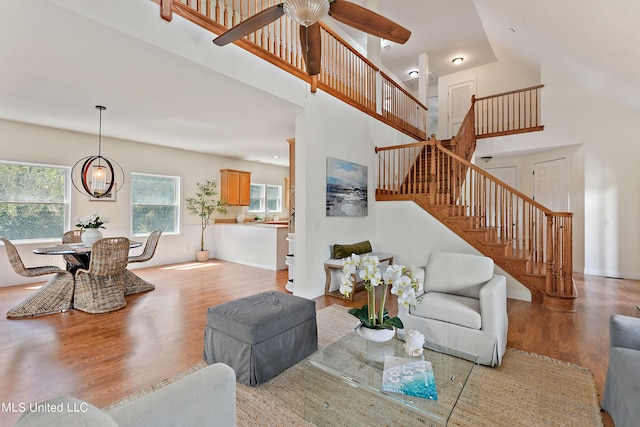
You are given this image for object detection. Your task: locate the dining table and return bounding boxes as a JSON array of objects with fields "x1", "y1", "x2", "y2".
[
  {"x1": 34, "y1": 241, "x2": 142, "y2": 271},
  {"x1": 32, "y1": 239, "x2": 155, "y2": 311}
]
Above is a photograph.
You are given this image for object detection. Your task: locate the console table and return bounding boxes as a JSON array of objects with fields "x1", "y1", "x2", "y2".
[{"x1": 323, "y1": 252, "x2": 394, "y2": 300}]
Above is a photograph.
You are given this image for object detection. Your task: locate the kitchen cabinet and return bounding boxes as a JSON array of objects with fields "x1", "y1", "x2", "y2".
[{"x1": 220, "y1": 169, "x2": 251, "y2": 206}]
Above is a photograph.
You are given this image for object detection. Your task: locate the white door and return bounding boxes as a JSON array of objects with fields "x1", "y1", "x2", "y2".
[
  {"x1": 533, "y1": 158, "x2": 568, "y2": 211},
  {"x1": 447, "y1": 80, "x2": 475, "y2": 138}
]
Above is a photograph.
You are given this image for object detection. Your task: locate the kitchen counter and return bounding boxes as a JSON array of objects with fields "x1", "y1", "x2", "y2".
[{"x1": 212, "y1": 223, "x2": 289, "y2": 270}]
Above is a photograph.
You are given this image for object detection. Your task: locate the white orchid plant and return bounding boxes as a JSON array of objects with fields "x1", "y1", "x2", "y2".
[
  {"x1": 341, "y1": 253, "x2": 421, "y2": 330},
  {"x1": 75, "y1": 212, "x2": 109, "y2": 229}
]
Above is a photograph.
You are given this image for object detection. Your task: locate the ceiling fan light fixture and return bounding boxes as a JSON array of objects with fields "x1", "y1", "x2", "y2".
[
  {"x1": 283, "y1": 0, "x2": 329, "y2": 27},
  {"x1": 408, "y1": 70, "x2": 419, "y2": 78},
  {"x1": 452, "y1": 57, "x2": 464, "y2": 66}
]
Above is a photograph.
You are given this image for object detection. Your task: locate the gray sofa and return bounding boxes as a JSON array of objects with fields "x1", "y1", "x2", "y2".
[
  {"x1": 16, "y1": 362, "x2": 236, "y2": 427},
  {"x1": 601, "y1": 314, "x2": 640, "y2": 427}
]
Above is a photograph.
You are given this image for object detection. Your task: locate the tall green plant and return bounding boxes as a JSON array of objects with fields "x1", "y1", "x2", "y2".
[{"x1": 185, "y1": 180, "x2": 228, "y2": 251}]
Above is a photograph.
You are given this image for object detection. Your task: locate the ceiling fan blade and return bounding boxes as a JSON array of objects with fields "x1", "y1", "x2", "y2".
[
  {"x1": 213, "y1": 3, "x2": 285, "y2": 46},
  {"x1": 300, "y1": 23, "x2": 322, "y2": 76},
  {"x1": 329, "y1": 0, "x2": 411, "y2": 44}
]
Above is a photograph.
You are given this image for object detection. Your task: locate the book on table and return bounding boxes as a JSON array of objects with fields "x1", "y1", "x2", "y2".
[{"x1": 381, "y1": 355, "x2": 438, "y2": 400}]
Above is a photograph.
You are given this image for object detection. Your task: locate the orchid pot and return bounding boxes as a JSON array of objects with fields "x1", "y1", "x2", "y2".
[{"x1": 340, "y1": 254, "x2": 421, "y2": 342}]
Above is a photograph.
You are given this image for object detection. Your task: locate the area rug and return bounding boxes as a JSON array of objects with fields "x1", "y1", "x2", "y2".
[{"x1": 105, "y1": 305, "x2": 603, "y2": 426}]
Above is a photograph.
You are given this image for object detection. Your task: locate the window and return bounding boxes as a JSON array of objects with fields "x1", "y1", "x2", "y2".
[
  {"x1": 266, "y1": 185, "x2": 282, "y2": 212},
  {"x1": 0, "y1": 161, "x2": 69, "y2": 241},
  {"x1": 248, "y1": 183, "x2": 282, "y2": 214},
  {"x1": 131, "y1": 173, "x2": 180, "y2": 235}
]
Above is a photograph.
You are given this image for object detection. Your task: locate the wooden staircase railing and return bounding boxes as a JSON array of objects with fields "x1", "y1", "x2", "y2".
[
  {"x1": 155, "y1": 0, "x2": 427, "y2": 141},
  {"x1": 474, "y1": 85, "x2": 544, "y2": 138},
  {"x1": 375, "y1": 135, "x2": 576, "y2": 312}
]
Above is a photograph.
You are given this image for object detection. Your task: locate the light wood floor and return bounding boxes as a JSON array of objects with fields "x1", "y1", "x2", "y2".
[{"x1": 1, "y1": 259, "x2": 637, "y2": 425}]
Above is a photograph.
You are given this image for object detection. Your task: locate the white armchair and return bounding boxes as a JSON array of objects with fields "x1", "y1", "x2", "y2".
[{"x1": 397, "y1": 252, "x2": 508, "y2": 367}]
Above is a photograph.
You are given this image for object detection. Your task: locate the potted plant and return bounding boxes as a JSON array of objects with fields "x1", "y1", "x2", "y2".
[
  {"x1": 186, "y1": 180, "x2": 228, "y2": 261},
  {"x1": 340, "y1": 254, "x2": 421, "y2": 342},
  {"x1": 75, "y1": 212, "x2": 110, "y2": 247}
]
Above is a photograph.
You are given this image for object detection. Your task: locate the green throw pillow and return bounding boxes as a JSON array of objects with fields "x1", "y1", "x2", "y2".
[{"x1": 333, "y1": 240, "x2": 372, "y2": 259}]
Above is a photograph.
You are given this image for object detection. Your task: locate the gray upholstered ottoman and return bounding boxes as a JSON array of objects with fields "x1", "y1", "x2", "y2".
[{"x1": 203, "y1": 291, "x2": 318, "y2": 386}]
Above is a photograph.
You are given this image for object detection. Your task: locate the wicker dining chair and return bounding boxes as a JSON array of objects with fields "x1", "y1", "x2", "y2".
[
  {"x1": 128, "y1": 230, "x2": 162, "y2": 263},
  {"x1": 62, "y1": 229, "x2": 84, "y2": 270},
  {"x1": 73, "y1": 237, "x2": 130, "y2": 314},
  {"x1": 123, "y1": 230, "x2": 161, "y2": 296},
  {"x1": 2, "y1": 237, "x2": 75, "y2": 319}
]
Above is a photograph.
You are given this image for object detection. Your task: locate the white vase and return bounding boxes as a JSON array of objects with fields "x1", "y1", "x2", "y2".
[
  {"x1": 356, "y1": 324, "x2": 396, "y2": 342},
  {"x1": 236, "y1": 214, "x2": 245, "y2": 223},
  {"x1": 81, "y1": 228, "x2": 103, "y2": 247}
]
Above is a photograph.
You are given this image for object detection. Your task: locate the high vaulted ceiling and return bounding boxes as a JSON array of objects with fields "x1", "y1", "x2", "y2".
[{"x1": 1, "y1": 0, "x2": 639, "y2": 167}]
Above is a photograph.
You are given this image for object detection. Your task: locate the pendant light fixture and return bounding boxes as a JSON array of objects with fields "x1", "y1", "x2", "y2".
[{"x1": 71, "y1": 105, "x2": 124, "y2": 198}]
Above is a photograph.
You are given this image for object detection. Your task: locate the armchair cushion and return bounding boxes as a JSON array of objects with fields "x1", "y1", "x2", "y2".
[
  {"x1": 412, "y1": 293, "x2": 482, "y2": 330},
  {"x1": 424, "y1": 252, "x2": 494, "y2": 298}
]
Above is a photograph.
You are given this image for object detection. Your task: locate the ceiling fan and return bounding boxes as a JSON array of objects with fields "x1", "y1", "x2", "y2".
[{"x1": 212, "y1": 0, "x2": 411, "y2": 76}]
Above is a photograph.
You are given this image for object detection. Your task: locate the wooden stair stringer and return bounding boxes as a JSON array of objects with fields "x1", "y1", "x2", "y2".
[{"x1": 411, "y1": 195, "x2": 544, "y2": 302}]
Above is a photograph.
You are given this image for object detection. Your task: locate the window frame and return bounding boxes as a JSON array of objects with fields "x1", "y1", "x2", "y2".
[
  {"x1": 0, "y1": 160, "x2": 71, "y2": 243},
  {"x1": 248, "y1": 182, "x2": 283, "y2": 215},
  {"x1": 130, "y1": 172, "x2": 181, "y2": 237}
]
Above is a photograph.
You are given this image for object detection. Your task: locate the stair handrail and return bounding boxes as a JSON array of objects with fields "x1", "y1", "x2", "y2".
[{"x1": 434, "y1": 138, "x2": 558, "y2": 215}]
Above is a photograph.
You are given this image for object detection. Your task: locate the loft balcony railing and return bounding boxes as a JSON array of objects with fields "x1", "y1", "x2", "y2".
[
  {"x1": 474, "y1": 85, "x2": 544, "y2": 138},
  {"x1": 155, "y1": 0, "x2": 427, "y2": 140}
]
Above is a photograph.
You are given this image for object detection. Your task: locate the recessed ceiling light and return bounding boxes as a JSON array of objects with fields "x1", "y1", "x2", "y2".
[
  {"x1": 452, "y1": 57, "x2": 464, "y2": 66},
  {"x1": 381, "y1": 39, "x2": 391, "y2": 49},
  {"x1": 408, "y1": 70, "x2": 419, "y2": 78},
  {"x1": 273, "y1": 155, "x2": 279, "y2": 159}
]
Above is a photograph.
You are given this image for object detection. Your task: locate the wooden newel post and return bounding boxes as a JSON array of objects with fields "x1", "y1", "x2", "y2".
[
  {"x1": 545, "y1": 214, "x2": 555, "y2": 294},
  {"x1": 161, "y1": 0, "x2": 173, "y2": 22}
]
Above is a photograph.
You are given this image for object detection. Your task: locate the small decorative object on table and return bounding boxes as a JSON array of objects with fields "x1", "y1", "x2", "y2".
[
  {"x1": 403, "y1": 329, "x2": 425, "y2": 356},
  {"x1": 75, "y1": 212, "x2": 109, "y2": 247},
  {"x1": 341, "y1": 253, "x2": 421, "y2": 342}
]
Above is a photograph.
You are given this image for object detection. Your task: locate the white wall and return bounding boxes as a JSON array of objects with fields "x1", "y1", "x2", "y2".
[
  {"x1": 292, "y1": 90, "x2": 416, "y2": 299},
  {"x1": 540, "y1": 68, "x2": 640, "y2": 279},
  {"x1": 0, "y1": 119, "x2": 288, "y2": 287}
]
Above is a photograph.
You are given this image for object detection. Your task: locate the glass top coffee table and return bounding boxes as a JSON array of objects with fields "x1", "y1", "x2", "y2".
[{"x1": 304, "y1": 330, "x2": 477, "y2": 426}]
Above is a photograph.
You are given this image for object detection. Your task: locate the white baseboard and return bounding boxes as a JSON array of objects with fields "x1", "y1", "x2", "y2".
[
  {"x1": 582, "y1": 268, "x2": 640, "y2": 281},
  {"x1": 507, "y1": 289, "x2": 532, "y2": 302}
]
